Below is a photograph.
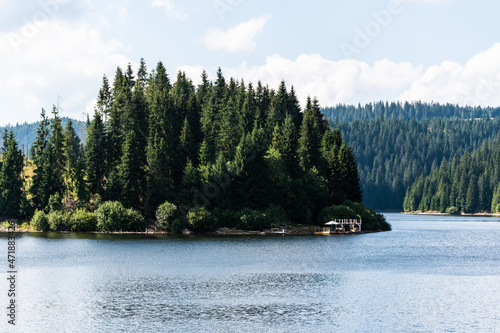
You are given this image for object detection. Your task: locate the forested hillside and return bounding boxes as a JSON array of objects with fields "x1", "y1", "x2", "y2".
[
  {"x1": 0, "y1": 60, "x2": 390, "y2": 232},
  {"x1": 324, "y1": 102, "x2": 500, "y2": 210},
  {"x1": 403, "y1": 137, "x2": 500, "y2": 214},
  {"x1": 0, "y1": 118, "x2": 86, "y2": 155}
]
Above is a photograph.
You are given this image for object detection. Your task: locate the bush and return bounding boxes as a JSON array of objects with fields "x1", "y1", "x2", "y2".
[
  {"x1": 170, "y1": 217, "x2": 187, "y2": 234},
  {"x1": 211, "y1": 208, "x2": 238, "y2": 229},
  {"x1": 344, "y1": 201, "x2": 391, "y2": 231},
  {"x1": 237, "y1": 208, "x2": 271, "y2": 231},
  {"x1": 47, "y1": 211, "x2": 71, "y2": 231},
  {"x1": 446, "y1": 206, "x2": 460, "y2": 215},
  {"x1": 317, "y1": 205, "x2": 359, "y2": 225},
  {"x1": 126, "y1": 208, "x2": 146, "y2": 231},
  {"x1": 69, "y1": 208, "x2": 97, "y2": 232},
  {"x1": 186, "y1": 207, "x2": 215, "y2": 232},
  {"x1": 94, "y1": 201, "x2": 145, "y2": 232},
  {"x1": 31, "y1": 210, "x2": 49, "y2": 231},
  {"x1": 265, "y1": 204, "x2": 290, "y2": 227},
  {"x1": 156, "y1": 201, "x2": 178, "y2": 231}
]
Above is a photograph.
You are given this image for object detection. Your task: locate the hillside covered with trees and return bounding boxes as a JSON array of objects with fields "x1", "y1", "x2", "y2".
[
  {"x1": 0, "y1": 59, "x2": 389, "y2": 233},
  {"x1": 324, "y1": 102, "x2": 500, "y2": 210},
  {"x1": 0, "y1": 118, "x2": 86, "y2": 154},
  {"x1": 403, "y1": 136, "x2": 500, "y2": 214}
]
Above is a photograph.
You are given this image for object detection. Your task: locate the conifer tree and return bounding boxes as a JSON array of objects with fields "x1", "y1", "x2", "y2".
[
  {"x1": 85, "y1": 111, "x2": 106, "y2": 196},
  {"x1": 0, "y1": 130, "x2": 24, "y2": 217}
]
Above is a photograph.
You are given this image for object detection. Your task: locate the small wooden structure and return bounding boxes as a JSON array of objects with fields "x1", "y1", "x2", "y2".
[{"x1": 314, "y1": 219, "x2": 362, "y2": 235}]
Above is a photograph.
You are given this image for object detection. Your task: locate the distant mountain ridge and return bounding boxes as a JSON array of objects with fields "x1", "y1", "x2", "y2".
[{"x1": 0, "y1": 118, "x2": 87, "y2": 154}]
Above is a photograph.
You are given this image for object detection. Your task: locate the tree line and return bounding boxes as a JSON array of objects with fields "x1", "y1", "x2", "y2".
[
  {"x1": 1, "y1": 59, "x2": 389, "y2": 232},
  {"x1": 326, "y1": 105, "x2": 500, "y2": 210},
  {"x1": 403, "y1": 136, "x2": 500, "y2": 214}
]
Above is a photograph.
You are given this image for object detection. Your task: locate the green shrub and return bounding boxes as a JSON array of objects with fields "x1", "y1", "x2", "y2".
[
  {"x1": 446, "y1": 206, "x2": 460, "y2": 215},
  {"x1": 186, "y1": 207, "x2": 215, "y2": 232},
  {"x1": 156, "y1": 201, "x2": 178, "y2": 231},
  {"x1": 31, "y1": 210, "x2": 49, "y2": 231},
  {"x1": 265, "y1": 204, "x2": 290, "y2": 227},
  {"x1": 94, "y1": 201, "x2": 145, "y2": 232},
  {"x1": 19, "y1": 222, "x2": 30, "y2": 230},
  {"x1": 344, "y1": 201, "x2": 391, "y2": 231},
  {"x1": 126, "y1": 208, "x2": 146, "y2": 231},
  {"x1": 237, "y1": 208, "x2": 270, "y2": 231},
  {"x1": 170, "y1": 217, "x2": 187, "y2": 234},
  {"x1": 211, "y1": 208, "x2": 238, "y2": 229},
  {"x1": 47, "y1": 211, "x2": 71, "y2": 231},
  {"x1": 69, "y1": 208, "x2": 97, "y2": 232},
  {"x1": 317, "y1": 205, "x2": 359, "y2": 225}
]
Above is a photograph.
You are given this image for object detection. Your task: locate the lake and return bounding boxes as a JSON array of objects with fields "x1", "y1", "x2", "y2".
[{"x1": 1, "y1": 213, "x2": 500, "y2": 332}]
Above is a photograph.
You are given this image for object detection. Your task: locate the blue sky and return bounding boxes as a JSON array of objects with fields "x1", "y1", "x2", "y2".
[{"x1": 1, "y1": 0, "x2": 500, "y2": 125}]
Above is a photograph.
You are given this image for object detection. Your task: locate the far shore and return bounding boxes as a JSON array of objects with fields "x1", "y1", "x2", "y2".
[{"x1": 404, "y1": 211, "x2": 500, "y2": 217}]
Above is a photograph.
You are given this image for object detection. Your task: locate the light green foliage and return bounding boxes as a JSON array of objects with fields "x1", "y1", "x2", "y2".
[
  {"x1": 94, "y1": 201, "x2": 145, "y2": 232},
  {"x1": 446, "y1": 206, "x2": 460, "y2": 215},
  {"x1": 155, "y1": 201, "x2": 178, "y2": 231},
  {"x1": 69, "y1": 208, "x2": 96, "y2": 232},
  {"x1": 47, "y1": 210, "x2": 71, "y2": 231},
  {"x1": 31, "y1": 210, "x2": 49, "y2": 231},
  {"x1": 186, "y1": 206, "x2": 215, "y2": 232}
]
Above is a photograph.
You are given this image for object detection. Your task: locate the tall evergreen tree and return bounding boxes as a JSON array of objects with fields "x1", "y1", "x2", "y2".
[{"x1": 0, "y1": 130, "x2": 24, "y2": 217}]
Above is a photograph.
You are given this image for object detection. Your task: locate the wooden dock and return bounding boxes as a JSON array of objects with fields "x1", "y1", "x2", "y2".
[{"x1": 314, "y1": 219, "x2": 362, "y2": 235}]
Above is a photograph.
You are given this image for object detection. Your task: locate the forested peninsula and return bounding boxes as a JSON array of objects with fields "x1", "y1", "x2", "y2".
[{"x1": 0, "y1": 60, "x2": 390, "y2": 233}]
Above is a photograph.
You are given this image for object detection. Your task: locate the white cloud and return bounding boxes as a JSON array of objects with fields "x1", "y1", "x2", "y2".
[
  {"x1": 151, "y1": 0, "x2": 186, "y2": 20},
  {"x1": 203, "y1": 14, "x2": 272, "y2": 53},
  {"x1": 183, "y1": 44, "x2": 500, "y2": 109},
  {"x1": 0, "y1": 20, "x2": 133, "y2": 125}
]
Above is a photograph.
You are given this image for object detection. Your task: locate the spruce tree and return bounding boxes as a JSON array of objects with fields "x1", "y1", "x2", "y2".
[{"x1": 0, "y1": 130, "x2": 24, "y2": 217}]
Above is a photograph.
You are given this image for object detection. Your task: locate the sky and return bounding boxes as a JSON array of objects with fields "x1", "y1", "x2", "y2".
[{"x1": 1, "y1": 0, "x2": 500, "y2": 125}]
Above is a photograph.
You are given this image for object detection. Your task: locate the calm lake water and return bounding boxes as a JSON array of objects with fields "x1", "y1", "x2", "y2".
[{"x1": 1, "y1": 213, "x2": 500, "y2": 332}]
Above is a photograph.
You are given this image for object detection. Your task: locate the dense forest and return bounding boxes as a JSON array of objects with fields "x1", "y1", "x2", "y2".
[
  {"x1": 0, "y1": 118, "x2": 86, "y2": 153},
  {"x1": 324, "y1": 102, "x2": 500, "y2": 210},
  {"x1": 0, "y1": 59, "x2": 389, "y2": 233},
  {"x1": 403, "y1": 136, "x2": 500, "y2": 214}
]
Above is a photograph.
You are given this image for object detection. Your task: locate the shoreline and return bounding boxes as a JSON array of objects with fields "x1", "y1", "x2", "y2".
[
  {"x1": 403, "y1": 211, "x2": 500, "y2": 217},
  {"x1": 0, "y1": 225, "x2": 386, "y2": 236}
]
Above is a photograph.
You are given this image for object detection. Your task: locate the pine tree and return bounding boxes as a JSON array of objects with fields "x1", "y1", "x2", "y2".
[
  {"x1": 31, "y1": 109, "x2": 53, "y2": 210},
  {"x1": 85, "y1": 110, "x2": 106, "y2": 196},
  {"x1": 145, "y1": 62, "x2": 174, "y2": 216},
  {"x1": 50, "y1": 105, "x2": 65, "y2": 195},
  {"x1": 0, "y1": 130, "x2": 24, "y2": 217}
]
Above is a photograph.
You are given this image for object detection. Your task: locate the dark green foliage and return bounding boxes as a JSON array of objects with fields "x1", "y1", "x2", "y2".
[
  {"x1": 326, "y1": 103, "x2": 500, "y2": 210},
  {"x1": 85, "y1": 110, "x2": 106, "y2": 195},
  {"x1": 237, "y1": 208, "x2": 271, "y2": 231},
  {"x1": 404, "y1": 137, "x2": 500, "y2": 214},
  {"x1": 344, "y1": 201, "x2": 391, "y2": 231},
  {"x1": 21, "y1": 60, "x2": 379, "y2": 231},
  {"x1": 47, "y1": 192, "x2": 63, "y2": 213},
  {"x1": 0, "y1": 130, "x2": 24, "y2": 217},
  {"x1": 264, "y1": 204, "x2": 290, "y2": 227},
  {"x1": 317, "y1": 205, "x2": 359, "y2": 225}
]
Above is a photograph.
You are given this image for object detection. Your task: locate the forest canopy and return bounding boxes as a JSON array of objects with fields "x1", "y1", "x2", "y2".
[{"x1": 0, "y1": 59, "x2": 389, "y2": 232}]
